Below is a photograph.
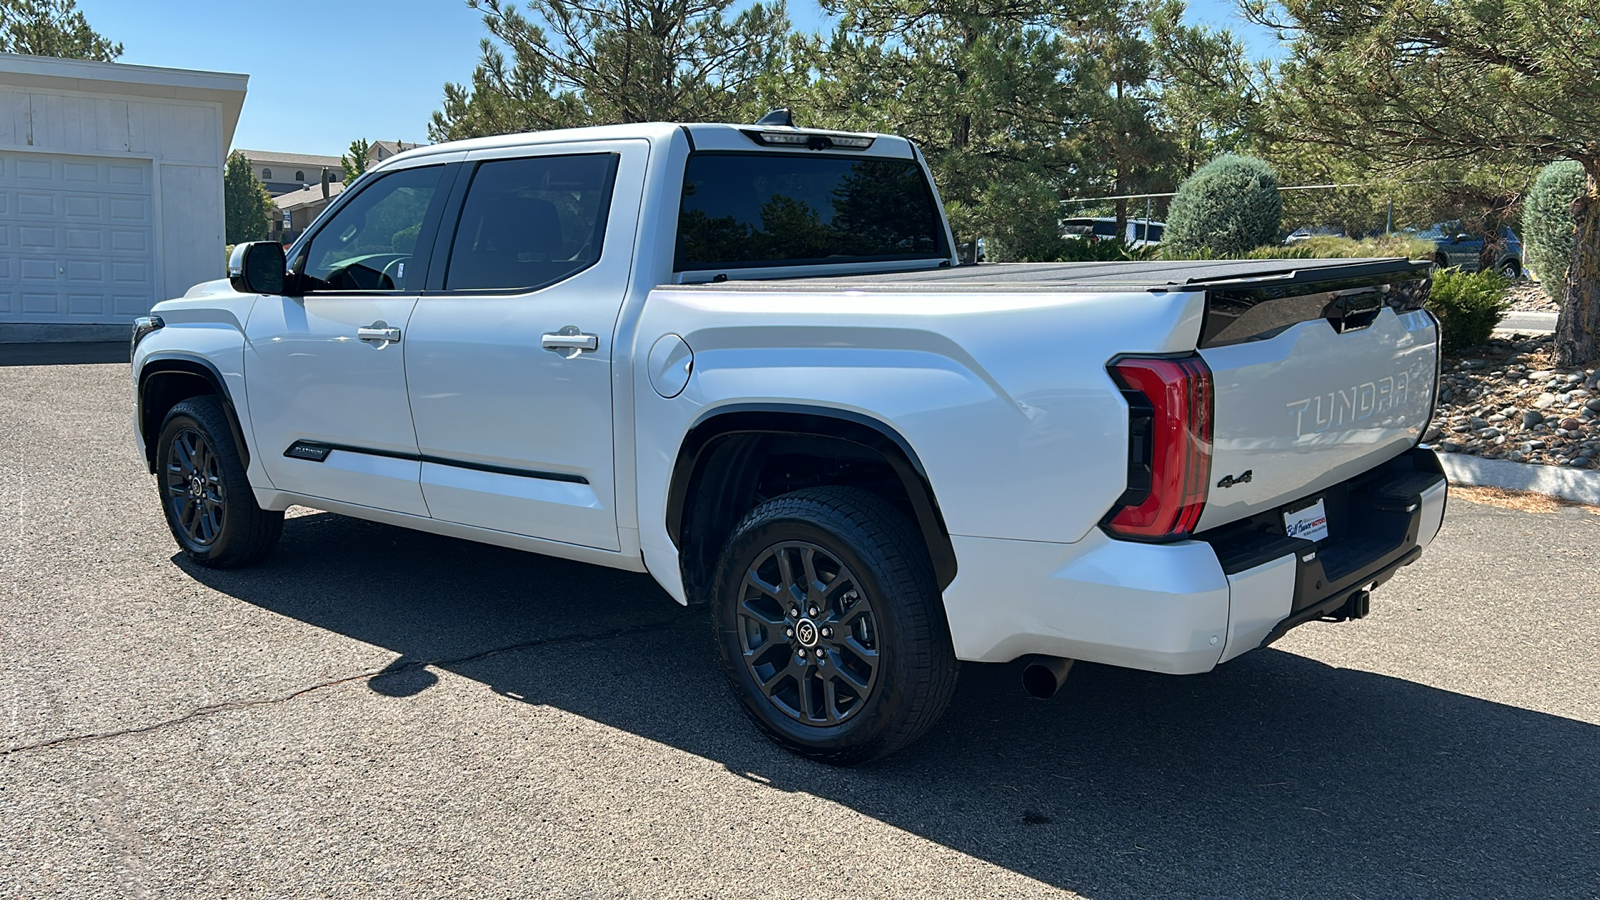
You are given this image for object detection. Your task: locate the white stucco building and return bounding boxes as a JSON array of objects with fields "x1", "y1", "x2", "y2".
[{"x1": 0, "y1": 53, "x2": 247, "y2": 341}]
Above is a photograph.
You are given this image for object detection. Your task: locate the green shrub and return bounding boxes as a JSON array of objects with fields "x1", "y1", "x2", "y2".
[
  {"x1": 1427, "y1": 268, "x2": 1509, "y2": 353},
  {"x1": 1522, "y1": 160, "x2": 1586, "y2": 300},
  {"x1": 1160, "y1": 233, "x2": 1436, "y2": 262},
  {"x1": 974, "y1": 174, "x2": 1071, "y2": 262},
  {"x1": 1162, "y1": 155, "x2": 1283, "y2": 257},
  {"x1": 1059, "y1": 236, "x2": 1150, "y2": 262}
]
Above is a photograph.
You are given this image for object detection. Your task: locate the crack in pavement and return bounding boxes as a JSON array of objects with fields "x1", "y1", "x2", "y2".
[{"x1": 3, "y1": 611, "x2": 700, "y2": 756}]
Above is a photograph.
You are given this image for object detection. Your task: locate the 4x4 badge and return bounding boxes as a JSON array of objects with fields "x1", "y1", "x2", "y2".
[{"x1": 1216, "y1": 470, "x2": 1253, "y2": 489}]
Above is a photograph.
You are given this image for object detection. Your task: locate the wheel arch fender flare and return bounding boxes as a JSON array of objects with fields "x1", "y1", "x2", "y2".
[
  {"x1": 665, "y1": 403, "x2": 958, "y2": 589},
  {"x1": 137, "y1": 353, "x2": 250, "y2": 474}
]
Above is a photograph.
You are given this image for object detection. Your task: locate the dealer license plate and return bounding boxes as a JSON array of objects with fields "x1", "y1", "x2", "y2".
[{"x1": 1283, "y1": 498, "x2": 1330, "y2": 543}]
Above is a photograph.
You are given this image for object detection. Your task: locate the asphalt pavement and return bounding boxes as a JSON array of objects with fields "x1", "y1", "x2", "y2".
[{"x1": 3, "y1": 349, "x2": 1598, "y2": 898}]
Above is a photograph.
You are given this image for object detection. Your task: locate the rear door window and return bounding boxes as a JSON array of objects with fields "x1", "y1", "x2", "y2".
[
  {"x1": 443, "y1": 153, "x2": 619, "y2": 292},
  {"x1": 676, "y1": 153, "x2": 946, "y2": 270}
]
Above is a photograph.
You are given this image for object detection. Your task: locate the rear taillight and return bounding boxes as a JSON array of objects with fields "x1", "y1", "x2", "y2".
[{"x1": 1104, "y1": 355, "x2": 1214, "y2": 541}]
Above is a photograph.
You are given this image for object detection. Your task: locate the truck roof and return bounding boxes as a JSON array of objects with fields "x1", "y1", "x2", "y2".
[
  {"x1": 387, "y1": 122, "x2": 915, "y2": 165},
  {"x1": 670, "y1": 258, "x2": 1430, "y2": 294}
]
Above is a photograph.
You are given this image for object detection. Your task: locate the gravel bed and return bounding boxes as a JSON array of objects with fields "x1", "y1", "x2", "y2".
[
  {"x1": 1504, "y1": 281, "x2": 1559, "y2": 312},
  {"x1": 1426, "y1": 332, "x2": 1600, "y2": 468}
]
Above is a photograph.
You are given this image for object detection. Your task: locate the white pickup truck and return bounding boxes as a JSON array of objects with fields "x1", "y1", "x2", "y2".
[{"x1": 131, "y1": 118, "x2": 1448, "y2": 764}]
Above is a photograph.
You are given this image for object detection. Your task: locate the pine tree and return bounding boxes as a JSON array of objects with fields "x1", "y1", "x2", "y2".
[
  {"x1": 0, "y1": 0, "x2": 120, "y2": 60},
  {"x1": 431, "y1": 0, "x2": 798, "y2": 141}
]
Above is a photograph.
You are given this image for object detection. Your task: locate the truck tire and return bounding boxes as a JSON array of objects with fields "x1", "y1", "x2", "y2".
[
  {"x1": 154, "y1": 396, "x2": 283, "y2": 568},
  {"x1": 711, "y1": 486, "x2": 959, "y2": 765}
]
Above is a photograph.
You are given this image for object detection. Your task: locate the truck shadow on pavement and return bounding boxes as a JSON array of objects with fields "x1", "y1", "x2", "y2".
[{"x1": 182, "y1": 511, "x2": 1600, "y2": 899}]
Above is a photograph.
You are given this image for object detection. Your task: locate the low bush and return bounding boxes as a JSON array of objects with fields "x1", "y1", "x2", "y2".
[
  {"x1": 949, "y1": 174, "x2": 1070, "y2": 262},
  {"x1": 1161, "y1": 233, "x2": 1436, "y2": 261},
  {"x1": 1522, "y1": 160, "x2": 1586, "y2": 300},
  {"x1": 1427, "y1": 268, "x2": 1509, "y2": 353},
  {"x1": 1058, "y1": 236, "x2": 1150, "y2": 262},
  {"x1": 1162, "y1": 155, "x2": 1282, "y2": 257}
]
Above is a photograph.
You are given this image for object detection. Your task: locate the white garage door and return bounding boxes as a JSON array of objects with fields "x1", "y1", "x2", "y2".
[{"x1": 0, "y1": 151, "x2": 157, "y2": 324}]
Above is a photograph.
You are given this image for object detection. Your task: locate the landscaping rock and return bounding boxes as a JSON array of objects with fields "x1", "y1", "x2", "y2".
[{"x1": 1427, "y1": 333, "x2": 1600, "y2": 471}]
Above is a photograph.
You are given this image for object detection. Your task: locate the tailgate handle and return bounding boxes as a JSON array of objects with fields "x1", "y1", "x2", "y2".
[{"x1": 1322, "y1": 292, "x2": 1382, "y2": 333}]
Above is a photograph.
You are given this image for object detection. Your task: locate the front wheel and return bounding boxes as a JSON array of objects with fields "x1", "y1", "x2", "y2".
[
  {"x1": 155, "y1": 396, "x2": 283, "y2": 568},
  {"x1": 711, "y1": 487, "x2": 958, "y2": 765}
]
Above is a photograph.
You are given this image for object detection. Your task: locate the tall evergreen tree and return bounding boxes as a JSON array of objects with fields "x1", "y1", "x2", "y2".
[
  {"x1": 804, "y1": 0, "x2": 1100, "y2": 257},
  {"x1": 1073, "y1": 0, "x2": 1177, "y2": 235},
  {"x1": 1149, "y1": 1, "x2": 1265, "y2": 175},
  {"x1": 0, "y1": 0, "x2": 120, "y2": 60},
  {"x1": 431, "y1": 0, "x2": 798, "y2": 141}
]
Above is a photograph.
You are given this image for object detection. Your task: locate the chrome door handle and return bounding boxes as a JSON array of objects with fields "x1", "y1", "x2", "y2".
[
  {"x1": 357, "y1": 324, "x2": 401, "y2": 344},
  {"x1": 542, "y1": 326, "x2": 598, "y2": 358}
]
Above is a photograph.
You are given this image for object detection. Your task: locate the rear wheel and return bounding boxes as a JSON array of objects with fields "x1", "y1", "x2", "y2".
[
  {"x1": 711, "y1": 487, "x2": 958, "y2": 765},
  {"x1": 155, "y1": 396, "x2": 282, "y2": 568}
]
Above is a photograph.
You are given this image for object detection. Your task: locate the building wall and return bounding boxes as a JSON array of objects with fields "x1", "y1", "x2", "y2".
[
  {"x1": 251, "y1": 161, "x2": 343, "y2": 196},
  {"x1": 0, "y1": 84, "x2": 229, "y2": 320}
]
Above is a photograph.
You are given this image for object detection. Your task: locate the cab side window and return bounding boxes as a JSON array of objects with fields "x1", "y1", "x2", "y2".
[
  {"x1": 443, "y1": 153, "x2": 618, "y2": 293},
  {"x1": 296, "y1": 165, "x2": 444, "y2": 292}
]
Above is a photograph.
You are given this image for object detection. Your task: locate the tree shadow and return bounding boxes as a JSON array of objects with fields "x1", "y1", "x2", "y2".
[{"x1": 181, "y1": 511, "x2": 1600, "y2": 899}]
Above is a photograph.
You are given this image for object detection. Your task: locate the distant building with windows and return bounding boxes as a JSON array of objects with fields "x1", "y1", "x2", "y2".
[
  {"x1": 234, "y1": 149, "x2": 344, "y2": 197},
  {"x1": 241, "y1": 141, "x2": 427, "y2": 243},
  {"x1": 272, "y1": 181, "x2": 345, "y2": 243}
]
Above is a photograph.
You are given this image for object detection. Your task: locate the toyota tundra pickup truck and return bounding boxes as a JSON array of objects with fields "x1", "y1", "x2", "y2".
[{"x1": 131, "y1": 118, "x2": 1447, "y2": 764}]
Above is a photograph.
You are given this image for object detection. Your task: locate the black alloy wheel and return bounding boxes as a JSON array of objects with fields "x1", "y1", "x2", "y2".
[
  {"x1": 735, "y1": 540, "x2": 881, "y2": 726},
  {"x1": 164, "y1": 426, "x2": 225, "y2": 547},
  {"x1": 712, "y1": 486, "x2": 959, "y2": 765},
  {"x1": 154, "y1": 395, "x2": 283, "y2": 568}
]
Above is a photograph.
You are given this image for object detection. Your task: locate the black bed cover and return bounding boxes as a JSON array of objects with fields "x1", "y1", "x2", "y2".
[{"x1": 670, "y1": 258, "x2": 1429, "y2": 293}]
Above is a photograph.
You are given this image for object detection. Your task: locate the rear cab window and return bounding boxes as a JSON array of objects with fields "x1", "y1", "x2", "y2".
[{"x1": 675, "y1": 153, "x2": 947, "y2": 271}]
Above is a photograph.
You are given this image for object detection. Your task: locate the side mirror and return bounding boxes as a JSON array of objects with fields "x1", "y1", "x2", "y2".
[
  {"x1": 1453, "y1": 233, "x2": 1470, "y2": 244},
  {"x1": 228, "y1": 242, "x2": 286, "y2": 295}
]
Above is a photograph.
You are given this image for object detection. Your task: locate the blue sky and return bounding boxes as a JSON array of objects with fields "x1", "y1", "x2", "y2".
[{"x1": 79, "y1": 0, "x2": 1279, "y2": 158}]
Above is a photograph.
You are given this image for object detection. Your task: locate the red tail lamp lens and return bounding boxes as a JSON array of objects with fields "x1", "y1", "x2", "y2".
[{"x1": 1105, "y1": 356, "x2": 1214, "y2": 540}]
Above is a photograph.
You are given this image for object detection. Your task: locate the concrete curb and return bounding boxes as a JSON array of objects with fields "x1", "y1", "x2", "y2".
[
  {"x1": 1436, "y1": 451, "x2": 1600, "y2": 506},
  {"x1": 1494, "y1": 311, "x2": 1558, "y2": 334}
]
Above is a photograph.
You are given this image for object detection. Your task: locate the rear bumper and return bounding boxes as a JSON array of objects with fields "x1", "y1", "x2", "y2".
[{"x1": 941, "y1": 447, "x2": 1447, "y2": 671}]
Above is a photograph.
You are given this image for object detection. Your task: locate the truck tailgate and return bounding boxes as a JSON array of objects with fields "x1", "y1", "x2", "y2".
[{"x1": 1194, "y1": 263, "x2": 1437, "y2": 533}]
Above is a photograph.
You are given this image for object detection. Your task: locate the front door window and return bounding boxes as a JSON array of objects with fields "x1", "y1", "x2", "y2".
[{"x1": 295, "y1": 166, "x2": 444, "y2": 292}]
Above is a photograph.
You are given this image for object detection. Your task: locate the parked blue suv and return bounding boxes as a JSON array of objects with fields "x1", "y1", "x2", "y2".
[{"x1": 1410, "y1": 222, "x2": 1524, "y2": 276}]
